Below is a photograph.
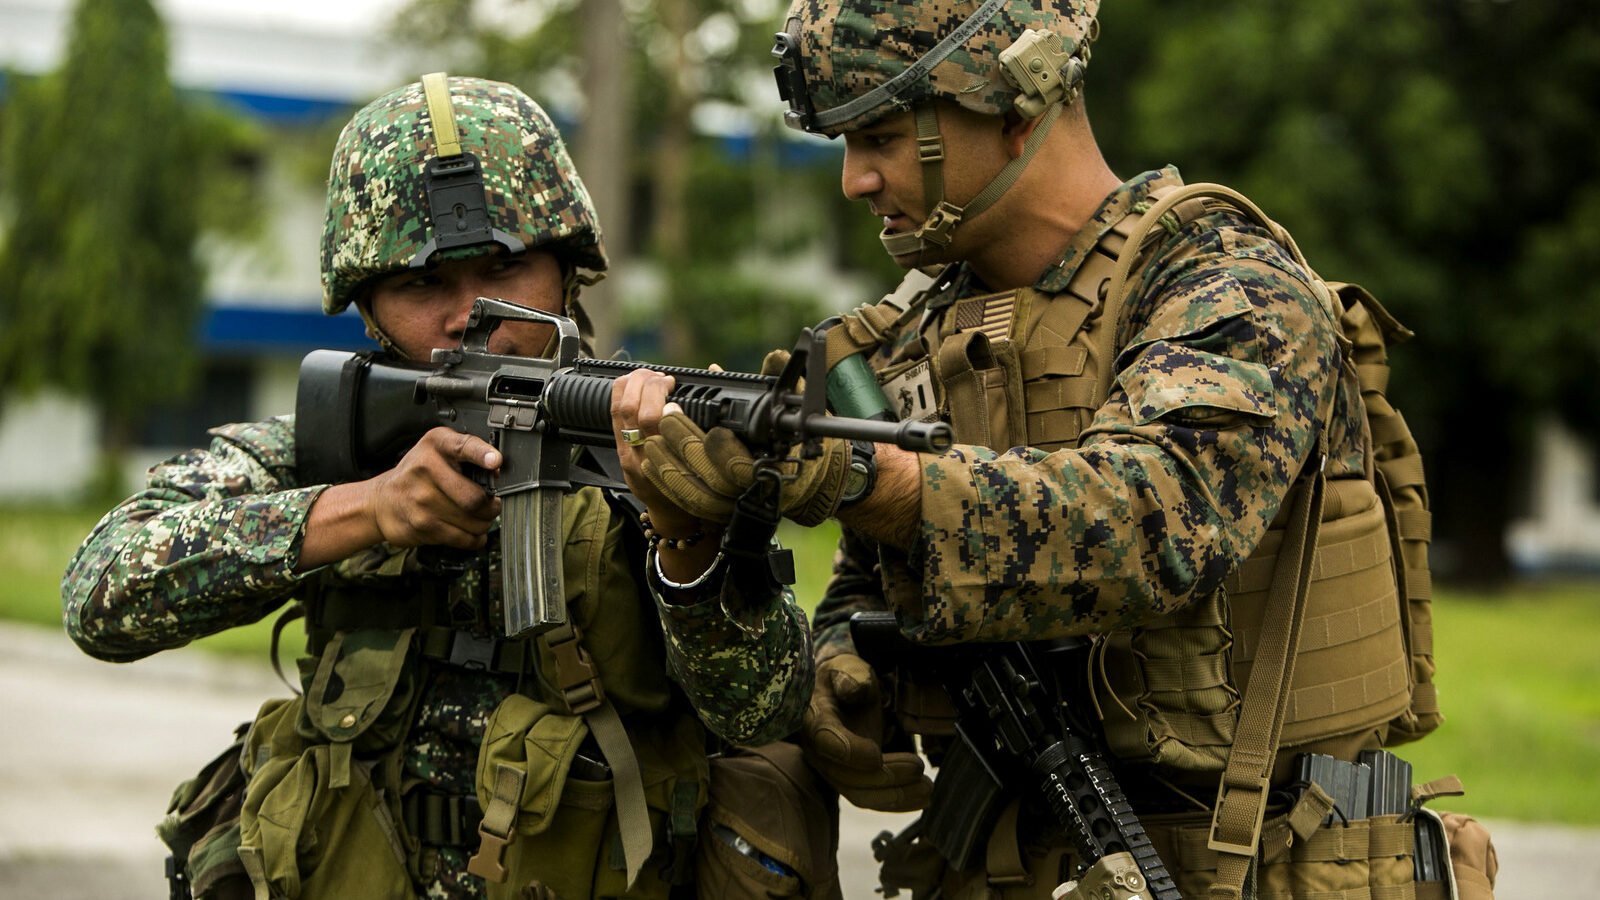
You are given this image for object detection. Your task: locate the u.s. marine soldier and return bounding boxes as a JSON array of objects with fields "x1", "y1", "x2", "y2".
[
  {"x1": 62, "y1": 75, "x2": 841, "y2": 899},
  {"x1": 632, "y1": 1, "x2": 1462, "y2": 897}
]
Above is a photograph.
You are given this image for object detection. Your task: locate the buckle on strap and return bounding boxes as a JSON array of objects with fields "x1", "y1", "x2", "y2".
[
  {"x1": 542, "y1": 622, "x2": 605, "y2": 715},
  {"x1": 1208, "y1": 772, "x2": 1270, "y2": 857},
  {"x1": 919, "y1": 202, "x2": 964, "y2": 248},
  {"x1": 420, "y1": 627, "x2": 529, "y2": 675},
  {"x1": 449, "y1": 630, "x2": 498, "y2": 670},
  {"x1": 467, "y1": 763, "x2": 525, "y2": 884}
]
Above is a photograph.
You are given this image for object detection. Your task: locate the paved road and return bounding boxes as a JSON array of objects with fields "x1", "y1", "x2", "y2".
[{"x1": 2, "y1": 622, "x2": 1592, "y2": 899}]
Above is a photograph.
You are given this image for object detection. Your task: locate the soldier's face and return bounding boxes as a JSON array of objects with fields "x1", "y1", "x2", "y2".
[
  {"x1": 840, "y1": 102, "x2": 1012, "y2": 268},
  {"x1": 366, "y1": 249, "x2": 565, "y2": 358}
]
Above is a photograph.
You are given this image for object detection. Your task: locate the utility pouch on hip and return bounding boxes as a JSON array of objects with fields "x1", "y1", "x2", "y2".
[
  {"x1": 471, "y1": 693, "x2": 709, "y2": 900},
  {"x1": 1413, "y1": 808, "x2": 1498, "y2": 900},
  {"x1": 158, "y1": 726, "x2": 253, "y2": 899},
  {"x1": 696, "y1": 743, "x2": 841, "y2": 900},
  {"x1": 237, "y1": 697, "x2": 416, "y2": 900}
]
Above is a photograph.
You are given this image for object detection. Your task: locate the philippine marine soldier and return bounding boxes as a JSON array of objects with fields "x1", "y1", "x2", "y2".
[
  {"x1": 62, "y1": 75, "x2": 839, "y2": 899},
  {"x1": 632, "y1": 1, "x2": 1470, "y2": 897}
]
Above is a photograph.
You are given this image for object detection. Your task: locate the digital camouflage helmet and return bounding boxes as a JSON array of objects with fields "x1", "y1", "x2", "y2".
[
  {"x1": 773, "y1": 0, "x2": 1100, "y2": 258},
  {"x1": 321, "y1": 73, "x2": 606, "y2": 352}
]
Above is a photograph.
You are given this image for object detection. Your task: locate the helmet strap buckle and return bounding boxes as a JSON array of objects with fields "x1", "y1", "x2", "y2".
[{"x1": 919, "y1": 202, "x2": 964, "y2": 248}]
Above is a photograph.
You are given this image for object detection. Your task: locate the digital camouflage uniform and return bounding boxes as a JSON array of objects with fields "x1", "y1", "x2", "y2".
[
  {"x1": 62, "y1": 419, "x2": 812, "y2": 896},
  {"x1": 61, "y1": 75, "x2": 816, "y2": 900},
  {"x1": 768, "y1": 0, "x2": 1477, "y2": 894},
  {"x1": 770, "y1": 0, "x2": 1411, "y2": 894},
  {"x1": 814, "y1": 165, "x2": 1353, "y2": 656}
]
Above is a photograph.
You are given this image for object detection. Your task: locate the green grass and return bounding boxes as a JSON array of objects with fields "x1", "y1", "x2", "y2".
[
  {"x1": 1395, "y1": 584, "x2": 1600, "y2": 824},
  {"x1": 7, "y1": 506, "x2": 1597, "y2": 825}
]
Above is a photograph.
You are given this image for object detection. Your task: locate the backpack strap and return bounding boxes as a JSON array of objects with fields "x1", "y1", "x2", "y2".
[
  {"x1": 540, "y1": 620, "x2": 654, "y2": 888},
  {"x1": 1207, "y1": 437, "x2": 1328, "y2": 900},
  {"x1": 1094, "y1": 181, "x2": 1341, "y2": 899}
]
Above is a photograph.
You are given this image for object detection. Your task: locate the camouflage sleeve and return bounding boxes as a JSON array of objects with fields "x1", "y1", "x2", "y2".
[
  {"x1": 893, "y1": 246, "x2": 1342, "y2": 644},
  {"x1": 649, "y1": 553, "x2": 815, "y2": 746},
  {"x1": 61, "y1": 417, "x2": 324, "y2": 662},
  {"x1": 810, "y1": 525, "x2": 891, "y2": 662}
]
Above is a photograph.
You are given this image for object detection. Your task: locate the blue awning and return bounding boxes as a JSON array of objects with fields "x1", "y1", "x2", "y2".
[{"x1": 199, "y1": 305, "x2": 370, "y2": 355}]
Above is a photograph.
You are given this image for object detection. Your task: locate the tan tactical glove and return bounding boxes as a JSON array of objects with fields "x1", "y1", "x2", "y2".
[
  {"x1": 800, "y1": 654, "x2": 932, "y2": 813},
  {"x1": 639, "y1": 411, "x2": 849, "y2": 526}
]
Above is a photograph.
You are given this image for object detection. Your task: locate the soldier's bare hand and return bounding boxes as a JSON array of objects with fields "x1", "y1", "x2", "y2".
[{"x1": 367, "y1": 427, "x2": 502, "y2": 549}]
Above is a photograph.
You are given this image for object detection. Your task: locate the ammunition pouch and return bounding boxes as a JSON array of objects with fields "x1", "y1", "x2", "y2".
[
  {"x1": 467, "y1": 692, "x2": 709, "y2": 900},
  {"x1": 935, "y1": 324, "x2": 1027, "y2": 452},
  {"x1": 236, "y1": 695, "x2": 416, "y2": 899},
  {"x1": 157, "y1": 726, "x2": 253, "y2": 900},
  {"x1": 1141, "y1": 800, "x2": 1496, "y2": 899}
]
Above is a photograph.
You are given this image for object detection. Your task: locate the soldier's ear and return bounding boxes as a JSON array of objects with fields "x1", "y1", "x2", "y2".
[{"x1": 1000, "y1": 110, "x2": 1037, "y2": 159}]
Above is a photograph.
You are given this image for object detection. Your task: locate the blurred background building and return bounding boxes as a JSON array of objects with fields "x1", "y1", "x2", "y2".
[{"x1": 0, "y1": 0, "x2": 407, "y2": 495}]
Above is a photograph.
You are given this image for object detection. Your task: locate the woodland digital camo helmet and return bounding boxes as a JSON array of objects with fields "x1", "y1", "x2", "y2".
[
  {"x1": 774, "y1": 0, "x2": 1100, "y2": 257},
  {"x1": 321, "y1": 73, "x2": 606, "y2": 317}
]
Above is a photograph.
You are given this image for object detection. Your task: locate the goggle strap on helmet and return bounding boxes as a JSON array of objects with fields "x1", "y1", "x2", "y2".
[
  {"x1": 806, "y1": 0, "x2": 1010, "y2": 132},
  {"x1": 421, "y1": 72, "x2": 463, "y2": 158}
]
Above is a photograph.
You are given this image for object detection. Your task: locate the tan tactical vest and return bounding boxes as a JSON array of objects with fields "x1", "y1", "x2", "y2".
[{"x1": 841, "y1": 182, "x2": 1439, "y2": 783}]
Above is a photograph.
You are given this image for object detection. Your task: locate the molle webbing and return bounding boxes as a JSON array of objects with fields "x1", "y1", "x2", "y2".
[
  {"x1": 929, "y1": 182, "x2": 1212, "y2": 452},
  {"x1": 1338, "y1": 284, "x2": 1441, "y2": 743},
  {"x1": 1225, "y1": 478, "x2": 1411, "y2": 748},
  {"x1": 306, "y1": 587, "x2": 537, "y2": 677},
  {"x1": 404, "y1": 789, "x2": 484, "y2": 847}
]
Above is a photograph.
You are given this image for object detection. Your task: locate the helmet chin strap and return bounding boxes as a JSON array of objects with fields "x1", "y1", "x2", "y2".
[
  {"x1": 355, "y1": 300, "x2": 411, "y2": 360},
  {"x1": 879, "y1": 100, "x2": 1063, "y2": 260}
]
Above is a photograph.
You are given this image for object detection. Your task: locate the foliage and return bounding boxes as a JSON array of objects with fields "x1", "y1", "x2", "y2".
[
  {"x1": 386, "y1": 0, "x2": 905, "y2": 363},
  {"x1": 1089, "y1": 0, "x2": 1600, "y2": 582},
  {"x1": 0, "y1": 0, "x2": 202, "y2": 425},
  {"x1": 184, "y1": 96, "x2": 272, "y2": 244}
]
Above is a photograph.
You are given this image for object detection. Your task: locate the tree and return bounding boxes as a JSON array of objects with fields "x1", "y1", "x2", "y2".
[
  {"x1": 1090, "y1": 0, "x2": 1600, "y2": 586},
  {"x1": 0, "y1": 0, "x2": 203, "y2": 453},
  {"x1": 388, "y1": 0, "x2": 869, "y2": 364}
]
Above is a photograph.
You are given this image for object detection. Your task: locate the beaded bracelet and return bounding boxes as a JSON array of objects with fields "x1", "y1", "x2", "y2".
[{"x1": 639, "y1": 511, "x2": 707, "y2": 551}]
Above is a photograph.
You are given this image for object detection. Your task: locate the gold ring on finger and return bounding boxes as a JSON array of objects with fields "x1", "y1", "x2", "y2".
[{"x1": 621, "y1": 428, "x2": 646, "y2": 446}]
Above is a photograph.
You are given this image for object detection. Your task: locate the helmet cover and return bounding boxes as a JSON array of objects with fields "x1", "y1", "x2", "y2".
[
  {"x1": 777, "y1": 0, "x2": 1099, "y2": 136},
  {"x1": 321, "y1": 75, "x2": 606, "y2": 315}
]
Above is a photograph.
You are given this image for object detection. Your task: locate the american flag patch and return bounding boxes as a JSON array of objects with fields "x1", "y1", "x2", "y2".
[{"x1": 953, "y1": 291, "x2": 1016, "y2": 342}]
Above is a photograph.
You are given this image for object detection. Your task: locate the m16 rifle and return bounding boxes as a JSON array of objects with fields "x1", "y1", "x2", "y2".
[
  {"x1": 850, "y1": 611, "x2": 1181, "y2": 900},
  {"x1": 295, "y1": 297, "x2": 952, "y2": 638}
]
